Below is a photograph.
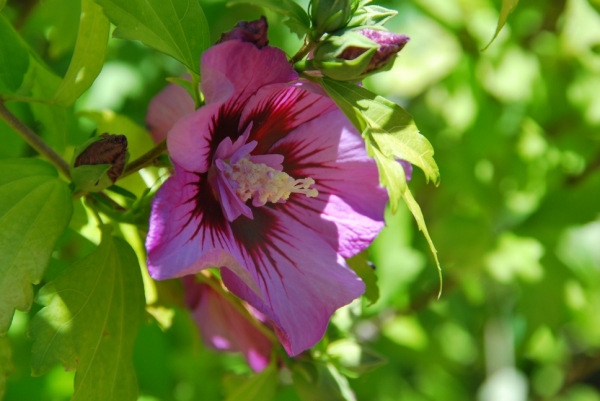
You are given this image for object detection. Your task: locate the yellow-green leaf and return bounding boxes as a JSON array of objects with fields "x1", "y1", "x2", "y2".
[
  {"x1": 0, "y1": 159, "x2": 72, "y2": 335},
  {"x1": 29, "y1": 225, "x2": 145, "y2": 401},
  {"x1": 54, "y1": 0, "x2": 110, "y2": 106},
  {"x1": 482, "y1": 0, "x2": 520, "y2": 51}
]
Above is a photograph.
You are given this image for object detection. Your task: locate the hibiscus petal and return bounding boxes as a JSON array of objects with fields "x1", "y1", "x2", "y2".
[
  {"x1": 241, "y1": 84, "x2": 337, "y2": 154},
  {"x1": 145, "y1": 163, "x2": 260, "y2": 295},
  {"x1": 201, "y1": 41, "x2": 297, "y2": 106},
  {"x1": 167, "y1": 103, "x2": 221, "y2": 173},
  {"x1": 222, "y1": 207, "x2": 365, "y2": 356},
  {"x1": 182, "y1": 277, "x2": 272, "y2": 372},
  {"x1": 146, "y1": 79, "x2": 196, "y2": 143},
  {"x1": 269, "y1": 109, "x2": 388, "y2": 258}
]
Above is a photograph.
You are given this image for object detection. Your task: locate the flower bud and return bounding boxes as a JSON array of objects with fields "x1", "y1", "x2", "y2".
[
  {"x1": 340, "y1": 28, "x2": 409, "y2": 74},
  {"x1": 309, "y1": 0, "x2": 357, "y2": 36},
  {"x1": 71, "y1": 133, "x2": 128, "y2": 192},
  {"x1": 312, "y1": 28, "x2": 409, "y2": 81},
  {"x1": 216, "y1": 16, "x2": 269, "y2": 49}
]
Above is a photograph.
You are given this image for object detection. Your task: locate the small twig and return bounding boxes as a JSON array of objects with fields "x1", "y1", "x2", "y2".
[
  {"x1": 120, "y1": 140, "x2": 167, "y2": 179},
  {"x1": 0, "y1": 101, "x2": 71, "y2": 179},
  {"x1": 196, "y1": 271, "x2": 279, "y2": 344}
]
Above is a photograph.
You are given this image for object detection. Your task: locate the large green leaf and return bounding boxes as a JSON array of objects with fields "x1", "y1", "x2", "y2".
[
  {"x1": 0, "y1": 159, "x2": 72, "y2": 335},
  {"x1": 54, "y1": 0, "x2": 110, "y2": 106},
  {"x1": 94, "y1": 0, "x2": 210, "y2": 74},
  {"x1": 321, "y1": 78, "x2": 441, "y2": 292},
  {"x1": 482, "y1": 0, "x2": 519, "y2": 50},
  {"x1": 225, "y1": 363, "x2": 277, "y2": 401},
  {"x1": 227, "y1": 0, "x2": 311, "y2": 37},
  {"x1": 0, "y1": 337, "x2": 13, "y2": 400},
  {"x1": 0, "y1": 15, "x2": 30, "y2": 94},
  {"x1": 29, "y1": 225, "x2": 144, "y2": 401}
]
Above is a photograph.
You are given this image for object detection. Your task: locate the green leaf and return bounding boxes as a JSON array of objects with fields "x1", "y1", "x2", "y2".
[
  {"x1": 0, "y1": 159, "x2": 72, "y2": 335},
  {"x1": 94, "y1": 0, "x2": 210, "y2": 74},
  {"x1": 293, "y1": 361, "x2": 356, "y2": 401},
  {"x1": 225, "y1": 363, "x2": 277, "y2": 401},
  {"x1": 227, "y1": 0, "x2": 311, "y2": 37},
  {"x1": 0, "y1": 15, "x2": 30, "y2": 94},
  {"x1": 54, "y1": 0, "x2": 110, "y2": 106},
  {"x1": 29, "y1": 225, "x2": 145, "y2": 401},
  {"x1": 482, "y1": 0, "x2": 519, "y2": 51},
  {"x1": 0, "y1": 0, "x2": 5, "y2": 11},
  {"x1": 0, "y1": 337, "x2": 13, "y2": 400},
  {"x1": 346, "y1": 251, "x2": 379, "y2": 305},
  {"x1": 23, "y1": 56, "x2": 78, "y2": 151},
  {"x1": 321, "y1": 78, "x2": 442, "y2": 294}
]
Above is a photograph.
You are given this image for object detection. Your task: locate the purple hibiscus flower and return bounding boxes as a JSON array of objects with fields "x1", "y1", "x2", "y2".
[{"x1": 145, "y1": 36, "x2": 388, "y2": 355}]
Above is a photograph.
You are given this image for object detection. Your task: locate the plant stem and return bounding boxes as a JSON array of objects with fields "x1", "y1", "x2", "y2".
[
  {"x1": 289, "y1": 38, "x2": 317, "y2": 65},
  {"x1": 2, "y1": 95, "x2": 55, "y2": 105},
  {"x1": 196, "y1": 271, "x2": 279, "y2": 344},
  {"x1": 0, "y1": 101, "x2": 71, "y2": 179},
  {"x1": 120, "y1": 139, "x2": 167, "y2": 179}
]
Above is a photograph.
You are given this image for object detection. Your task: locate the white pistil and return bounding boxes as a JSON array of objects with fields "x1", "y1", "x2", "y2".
[{"x1": 226, "y1": 158, "x2": 318, "y2": 206}]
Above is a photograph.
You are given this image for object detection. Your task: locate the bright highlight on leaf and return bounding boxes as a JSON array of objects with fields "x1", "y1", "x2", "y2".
[
  {"x1": 482, "y1": 0, "x2": 520, "y2": 51},
  {"x1": 93, "y1": 0, "x2": 210, "y2": 74},
  {"x1": 29, "y1": 225, "x2": 145, "y2": 401},
  {"x1": 54, "y1": 0, "x2": 110, "y2": 106},
  {"x1": 0, "y1": 159, "x2": 72, "y2": 335},
  {"x1": 321, "y1": 78, "x2": 442, "y2": 295}
]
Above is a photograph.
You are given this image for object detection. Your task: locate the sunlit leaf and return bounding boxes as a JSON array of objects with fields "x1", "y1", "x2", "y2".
[
  {"x1": 293, "y1": 361, "x2": 356, "y2": 401},
  {"x1": 0, "y1": 337, "x2": 13, "y2": 399},
  {"x1": 53, "y1": 0, "x2": 110, "y2": 106},
  {"x1": 482, "y1": 0, "x2": 519, "y2": 51},
  {"x1": 224, "y1": 363, "x2": 277, "y2": 401},
  {"x1": 0, "y1": 159, "x2": 72, "y2": 335},
  {"x1": 94, "y1": 0, "x2": 210, "y2": 74},
  {"x1": 29, "y1": 225, "x2": 145, "y2": 401},
  {"x1": 227, "y1": 0, "x2": 311, "y2": 37},
  {"x1": 0, "y1": 15, "x2": 30, "y2": 94},
  {"x1": 321, "y1": 78, "x2": 441, "y2": 292},
  {"x1": 346, "y1": 251, "x2": 379, "y2": 305}
]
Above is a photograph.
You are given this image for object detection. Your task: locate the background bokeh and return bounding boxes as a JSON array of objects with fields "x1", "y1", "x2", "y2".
[{"x1": 2, "y1": 0, "x2": 600, "y2": 400}]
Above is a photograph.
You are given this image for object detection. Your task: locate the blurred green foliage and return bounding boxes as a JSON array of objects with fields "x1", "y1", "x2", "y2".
[{"x1": 2, "y1": 0, "x2": 600, "y2": 400}]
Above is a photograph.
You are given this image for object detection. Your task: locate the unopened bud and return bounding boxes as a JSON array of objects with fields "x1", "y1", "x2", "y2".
[
  {"x1": 216, "y1": 16, "x2": 269, "y2": 49},
  {"x1": 312, "y1": 28, "x2": 408, "y2": 81},
  {"x1": 309, "y1": 0, "x2": 357, "y2": 36},
  {"x1": 71, "y1": 133, "x2": 128, "y2": 192}
]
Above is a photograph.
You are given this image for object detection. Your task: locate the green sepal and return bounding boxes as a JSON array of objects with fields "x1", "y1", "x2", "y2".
[{"x1": 71, "y1": 164, "x2": 112, "y2": 192}]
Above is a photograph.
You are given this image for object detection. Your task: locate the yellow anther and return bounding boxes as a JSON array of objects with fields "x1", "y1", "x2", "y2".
[{"x1": 226, "y1": 158, "x2": 318, "y2": 206}]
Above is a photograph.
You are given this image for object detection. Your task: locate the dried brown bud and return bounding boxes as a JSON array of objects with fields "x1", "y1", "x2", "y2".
[
  {"x1": 217, "y1": 16, "x2": 269, "y2": 49},
  {"x1": 74, "y1": 133, "x2": 128, "y2": 183}
]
